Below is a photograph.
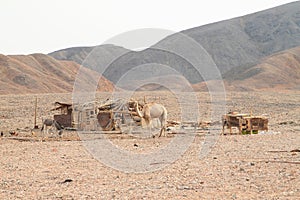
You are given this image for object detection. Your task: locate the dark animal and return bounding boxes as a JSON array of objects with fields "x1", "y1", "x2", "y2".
[{"x1": 41, "y1": 119, "x2": 63, "y2": 136}]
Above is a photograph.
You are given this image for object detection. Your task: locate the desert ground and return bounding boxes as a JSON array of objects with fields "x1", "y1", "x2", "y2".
[{"x1": 0, "y1": 91, "x2": 299, "y2": 199}]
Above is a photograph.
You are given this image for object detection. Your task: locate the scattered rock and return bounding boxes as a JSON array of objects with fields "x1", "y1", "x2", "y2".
[
  {"x1": 9, "y1": 131, "x2": 18, "y2": 136},
  {"x1": 177, "y1": 185, "x2": 191, "y2": 190},
  {"x1": 232, "y1": 194, "x2": 237, "y2": 199},
  {"x1": 61, "y1": 179, "x2": 73, "y2": 184},
  {"x1": 1, "y1": 89, "x2": 300, "y2": 199},
  {"x1": 290, "y1": 149, "x2": 300, "y2": 153}
]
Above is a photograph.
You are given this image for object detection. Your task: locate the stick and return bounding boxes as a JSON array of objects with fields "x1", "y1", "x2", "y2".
[{"x1": 34, "y1": 97, "x2": 38, "y2": 129}]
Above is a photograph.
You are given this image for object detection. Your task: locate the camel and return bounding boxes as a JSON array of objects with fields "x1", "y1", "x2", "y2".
[
  {"x1": 41, "y1": 119, "x2": 63, "y2": 137},
  {"x1": 135, "y1": 101, "x2": 167, "y2": 137}
]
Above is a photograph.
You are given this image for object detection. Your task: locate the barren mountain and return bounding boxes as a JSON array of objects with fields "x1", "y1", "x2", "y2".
[
  {"x1": 0, "y1": 54, "x2": 114, "y2": 95},
  {"x1": 226, "y1": 46, "x2": 300, "y2": 90},
  {"x1": 194, "y1": 46, "x2": 300, "y2": 91},
  {"x1": 49, "y1": 1, "x2": 300, "y2": 86},
  {"x1": 49, "y1": 44, "x2": 130, "y2": 72},
  {"x1": 180, "y1": 1, "x2": 300, "y2": 73}
]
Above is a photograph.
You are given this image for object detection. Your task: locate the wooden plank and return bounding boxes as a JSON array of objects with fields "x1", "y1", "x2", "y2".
[{"x1": 77, "y1": 130, "x2": 122, "y2": 134}]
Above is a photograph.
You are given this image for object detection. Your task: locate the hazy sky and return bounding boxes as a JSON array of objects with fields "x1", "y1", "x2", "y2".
[{"x1": 0, "y1": 0, "x2": 296, "y2": 55}]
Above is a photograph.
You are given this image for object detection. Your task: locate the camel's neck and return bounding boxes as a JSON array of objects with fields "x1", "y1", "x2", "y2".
[{"x1": 135, "y1": 102, "x2": 144, "y2": 118}]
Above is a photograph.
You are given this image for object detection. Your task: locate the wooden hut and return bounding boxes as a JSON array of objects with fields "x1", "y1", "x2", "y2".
[
  {"x1": 72, "y1": 102, "x2": 98, "y2": 131},
  {"x1": 51, "y1": 102, "x2": 73, "y2": 128}
]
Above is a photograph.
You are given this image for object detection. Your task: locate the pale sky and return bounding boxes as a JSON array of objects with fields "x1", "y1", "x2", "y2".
[{"x1": 0, "y1": 0, "x2": 296, "y2": 55}]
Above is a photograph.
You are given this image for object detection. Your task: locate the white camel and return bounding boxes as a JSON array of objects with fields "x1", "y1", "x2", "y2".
[
  {"x1": 135, "y1": 101, "x2": 167, "y2": 137},
  {"x1": 41, "y1": 119, "x2": 63, "y2": 137}
]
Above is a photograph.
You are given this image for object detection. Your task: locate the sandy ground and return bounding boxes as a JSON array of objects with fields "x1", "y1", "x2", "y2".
[{"x1": 0, "y1": 91, "x2": 299, "y2": 199}]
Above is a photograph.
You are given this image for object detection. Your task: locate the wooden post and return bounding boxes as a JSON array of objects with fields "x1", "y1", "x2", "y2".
[
  {"x1": 34, "y1": 97, "x2": 38, "y2": 129},
  {"x1": 238, "y1": 118, "x2": 242, "y2": 134}
]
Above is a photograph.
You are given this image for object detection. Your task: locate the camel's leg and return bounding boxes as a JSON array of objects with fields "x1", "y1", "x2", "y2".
[
  {"x1": 158, "y1": 116, "x2": 166, "y2": 137},
  {"x1": 147, "y1": 119, "x2": 155, "y2": 138},
  {"x1": 143, "y1": 117, "x2": 153, "y2": 138},
  {"x1": 158, "y1": 125, "x2": 163, "y2": 137},
  {"x1": 159, "y1": 127, "x2": 165, "y2": 137}
]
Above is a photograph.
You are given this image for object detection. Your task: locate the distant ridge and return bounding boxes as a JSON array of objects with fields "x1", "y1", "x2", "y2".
[
  {"x1": 180, "y1": 1, "x2": 300, "y2": 73},
  {"x1": 0, "y1": 54, "x2": 114, "y2": 94},
  {"x1": 194, "y1": 46, "x2": 300, "y2": 91}
]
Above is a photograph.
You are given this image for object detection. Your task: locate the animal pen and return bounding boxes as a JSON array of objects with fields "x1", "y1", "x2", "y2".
[{"x1": 222, "y1": 112, "x2": 268, "y2": 134}]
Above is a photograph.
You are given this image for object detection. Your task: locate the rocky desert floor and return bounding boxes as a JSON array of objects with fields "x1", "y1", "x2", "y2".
[{"x1": 0, "y1": 91, "x2": 299, "y2": 199}]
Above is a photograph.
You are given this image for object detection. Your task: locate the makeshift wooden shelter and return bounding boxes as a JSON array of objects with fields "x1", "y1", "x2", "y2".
[
  {"x1": 71, "y1": 99, "x2": 142, "y2": 131},
  {"x1": 51, "y1": 102, "x2": 73, "y2": 128},
  {"x1": 222, "y1": 112, "x2": 268, "y2": 135},
  {"x1": 72, "y1": 101, "x2": 98, "y2": 131}
]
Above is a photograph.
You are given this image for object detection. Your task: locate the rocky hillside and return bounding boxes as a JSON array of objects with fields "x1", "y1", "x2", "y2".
[
  {"x1": 225, "y1": 46, "x2": 300, "y2": 90},
  {"x1": 194, "y1": 46, "x2": 300, "y2": 91},
  {"x1": 49, "y1": 44, "x2": 130, "y2": 72},
  {"x1": 49, "y1": 1, "x2": 300, "y2": 86},
  {"x1": 181, "y1": 1, "x2": 300, "y2": 73},
  {"x1": 0, "y1": 54, "x2": 114, "y2": 95}
]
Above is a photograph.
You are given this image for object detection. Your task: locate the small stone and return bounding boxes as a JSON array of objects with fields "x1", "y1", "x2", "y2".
[
  {"x1": 232, "y1": 194, "x2": 237, "y2": 199},
  {"x1": 61, "y1": 179, "x2": 73, "y2": 184},
  {"x1": 290, "y1": 149, "x2": 300, "y2": 152},
  {"x1": 177, "y1": 185, "x2": 190, "y2": 190}
]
